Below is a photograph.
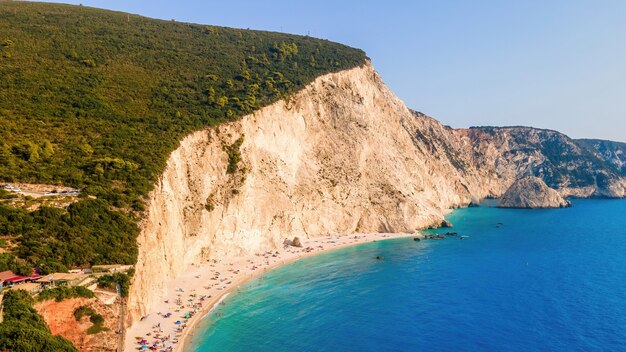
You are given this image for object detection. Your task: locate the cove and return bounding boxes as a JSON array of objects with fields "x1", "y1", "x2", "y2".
[{"x1": 187, "y1": 199, "x2": 626, "y2": 351}]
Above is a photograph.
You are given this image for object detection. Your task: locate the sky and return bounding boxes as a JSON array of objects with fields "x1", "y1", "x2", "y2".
[{"x1": 39, "y1": 0, "x2": 626, "y2": 141}]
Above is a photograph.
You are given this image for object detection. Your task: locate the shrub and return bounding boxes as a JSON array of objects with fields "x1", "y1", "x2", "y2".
[
  {"x1": 225, "y1": 136, "x2": 245, "y2": 174},
  {"x1": 86, "y1": 324, "x2": 109, "y2": 335},
  {"x1": 97, "y1": 272, "x2": 130, "y2": 297},
  {"x1": 74, "y1": 306, "x2": 97, "y2": 321},
  {"x1": 37, "y1": 286, "x2": 95, "y2": 302},
  {"x1": 73, "y1": 305, "x2": 108, "y2": 335},
  {"x1": 89, "y1": 314, "x2": 104, "y2": 325}
]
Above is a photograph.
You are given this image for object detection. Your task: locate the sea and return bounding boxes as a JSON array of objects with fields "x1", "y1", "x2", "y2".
[{"x1": 187, "y1": 199, "x2": 626, "y2": 351}]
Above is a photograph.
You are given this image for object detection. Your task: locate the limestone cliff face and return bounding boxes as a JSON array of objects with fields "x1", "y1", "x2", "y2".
[
  {"x1": 127, "y1": 64, "x2": 486, "y2": 324},
  {"x1": 498, "y1": 176, "x2": 571, "y2": 208}
]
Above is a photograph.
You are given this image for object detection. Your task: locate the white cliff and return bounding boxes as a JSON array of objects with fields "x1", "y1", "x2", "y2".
[
  {"x1": 126, "y1": 62, "x2": 625, "y2": 327},
  {"x1": 127, "y1": 63, "x2": 493, "y2": 325}
]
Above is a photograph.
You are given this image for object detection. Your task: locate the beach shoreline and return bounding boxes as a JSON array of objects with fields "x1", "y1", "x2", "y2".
[{"x1": 125, "y1": 232, "x2": 423, "y2": 352}]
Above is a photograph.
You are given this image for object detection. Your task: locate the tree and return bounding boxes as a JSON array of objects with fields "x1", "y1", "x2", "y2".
[
  {"x1": 12, "y1": 142, "x2": 40, "y2": 162},
  {"x1": 79, "y1": 143, "x2": 94, "y2": 156},
  {"x1": 0, "y1": 143, "x2": 13, "y2": 166},
  {"x1": 41, "y1": 140, "x2": 54, "y2": 160},
  {"x1": 216, "y1": 96, "x2": 229, "y2": 108},
  {"x1": 205, "y1": 87, "x2": 216, "y2": 104}
]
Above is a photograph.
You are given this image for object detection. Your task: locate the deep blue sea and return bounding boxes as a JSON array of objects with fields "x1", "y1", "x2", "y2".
[{"x1": 187, "y1": 199, "x2": 626, "y2": 351}]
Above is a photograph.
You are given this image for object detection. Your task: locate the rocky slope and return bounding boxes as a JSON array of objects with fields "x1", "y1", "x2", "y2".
[
  {"x1": 35, "y1": 297, "x2": 119, "y2": 352},
  {"x1": 127, "y1": 62, "x2": 626, "y2": 328},
  {"x1": 454, "y1": 127, "x2": 626, "y2": 198},
  {"x1": 577, "y1": 139, "x2": 626, "y2": 176},
  {"x1": 499, "y1": 176, "x2": 571, "y2": 208}
]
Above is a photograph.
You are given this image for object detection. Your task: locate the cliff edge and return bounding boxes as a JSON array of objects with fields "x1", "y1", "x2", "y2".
[{"x1": 126, "y1": 63, "x2": 493, "y2": 326}]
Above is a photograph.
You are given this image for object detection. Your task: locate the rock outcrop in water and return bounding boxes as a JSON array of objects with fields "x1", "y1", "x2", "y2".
[{"x1": 499, "y1": 176, "x2": 571, "y2": 208}]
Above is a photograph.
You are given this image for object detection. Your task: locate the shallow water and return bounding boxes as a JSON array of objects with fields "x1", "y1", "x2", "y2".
[{"x1": 188, "y1": 199, "x2": 626, "y2": 351}]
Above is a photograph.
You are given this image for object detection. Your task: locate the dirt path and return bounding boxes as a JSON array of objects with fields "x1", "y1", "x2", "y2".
[{"x1": 117, "y1": 284, "x2": 125, "y2": 352}]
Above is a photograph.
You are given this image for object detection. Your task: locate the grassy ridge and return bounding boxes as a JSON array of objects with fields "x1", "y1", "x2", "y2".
[{"x1": 0, "y1": 2, "x2": 367, "y2": 271}]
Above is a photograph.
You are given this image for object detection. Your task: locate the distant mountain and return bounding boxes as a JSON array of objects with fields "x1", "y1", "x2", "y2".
[{"x1": 453, "y1": 126, "x2": 626, "y2": 198}]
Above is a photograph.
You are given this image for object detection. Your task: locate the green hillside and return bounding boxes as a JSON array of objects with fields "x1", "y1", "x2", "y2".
[{"x1": 0, "y1": 2, "x2": 367, "y2": 272}]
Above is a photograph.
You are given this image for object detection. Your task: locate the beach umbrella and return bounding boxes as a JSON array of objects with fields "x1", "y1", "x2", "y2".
[{"x1": 175, "y1": 321, "x2": 182, "y2": 325}]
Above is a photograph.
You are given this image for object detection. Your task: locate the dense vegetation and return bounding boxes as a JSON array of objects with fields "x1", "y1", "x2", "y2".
[
  {"x1": 0, "y1": 290, "x2": 78, "y2": 351},
  {"x1": 0, "y1": 199, "x2": 137, "y2": 273},
  {"x1": 0, "y1": 252, "x2": 32, "y2": 276},
  {"x1": 37, "y1": 286, "x2": 95, "y2": 302},
  {"x1": 96, "y1": 272, "x2": 131, "y2": 297},
  {"x1": 0, "y1": 2, "x2": 367, "y2": 273}
]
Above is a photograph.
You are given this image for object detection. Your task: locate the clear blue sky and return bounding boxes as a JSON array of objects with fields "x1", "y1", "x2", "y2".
[{"x1": 40, "y1": 0, "x2": 626, "y2": 141}]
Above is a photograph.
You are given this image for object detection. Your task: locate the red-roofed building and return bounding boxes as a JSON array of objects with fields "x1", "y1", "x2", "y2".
[
  {"x1": 5, "y1": 276, "x2": 30, "y2": 284},
  {"x1": 0, "y1": 271, "x2": 42, "y2": 289},
  {"x1": 0, "y1": 270, "x2": 18, "y2": 287}
]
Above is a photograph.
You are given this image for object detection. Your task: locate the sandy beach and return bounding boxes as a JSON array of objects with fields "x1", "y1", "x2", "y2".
[{"x1": 124, "y1": 232, "x2": 422, "y2": 351}]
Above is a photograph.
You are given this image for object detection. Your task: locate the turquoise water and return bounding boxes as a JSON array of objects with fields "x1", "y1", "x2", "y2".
[{"x1": 188, "y1": 199, "x2": 626, "y2": 351}]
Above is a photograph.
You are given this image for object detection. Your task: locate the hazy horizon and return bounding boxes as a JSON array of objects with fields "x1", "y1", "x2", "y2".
[{"x1": 37, "y1": 0, "x2": 626, "y2": 142}]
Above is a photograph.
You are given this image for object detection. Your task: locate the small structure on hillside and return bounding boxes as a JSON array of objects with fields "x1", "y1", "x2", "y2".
[
  {"x1": 91, "y1": 264, "x2": 133, "y2": 274},
  {"x1": 36, "y1": 272, "x2": 85, "y2": 288},
  {"x1": 0, "y1": 270, "x2": 42, "y2": 291},
  {"x1": 0, "y1": 271, "x2": 17, "y2": 287}
]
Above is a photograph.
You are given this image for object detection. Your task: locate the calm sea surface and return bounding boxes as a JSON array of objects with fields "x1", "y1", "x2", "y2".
[{"x1": 188, "y1": 199, "x2": 626, "y2": 351}]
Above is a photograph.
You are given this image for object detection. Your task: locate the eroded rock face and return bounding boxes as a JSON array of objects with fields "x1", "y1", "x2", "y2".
[
  {"x1": 499, "y1": 176, "x2": 571, "y2": 208},
  {"x1": 126, "y1": 63, "x2": 486, "y2": 326},
  {"x1": 35, "y1": 298, "x2": 119, "y2": 352}
]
